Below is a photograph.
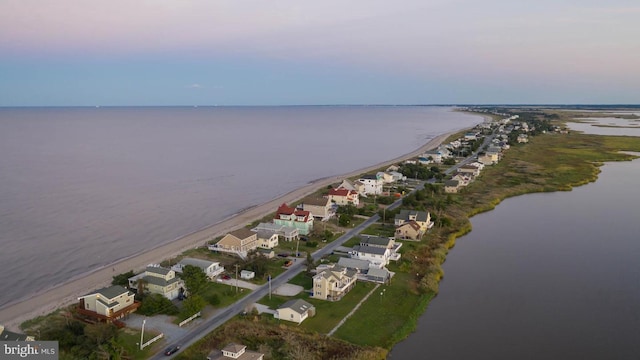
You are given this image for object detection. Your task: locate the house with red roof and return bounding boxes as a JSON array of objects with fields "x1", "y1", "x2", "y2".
[
  {"x1": 273, "y1": 203, "x2": 314, "y2": 235},
  {"x1": 328, "y1": 187, "x2": 360, "y2": 206}
]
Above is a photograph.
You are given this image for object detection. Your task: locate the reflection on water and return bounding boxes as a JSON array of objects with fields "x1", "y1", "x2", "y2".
[
  {"x1": 567, "y1": 117, "x2": 640, "y2": 136},
  {"x1": 390, "y1": 159, "x2": 640, "y2": 359},
  {"x1": 391, "y1": 160, "x2": 640, "y2": 360}
]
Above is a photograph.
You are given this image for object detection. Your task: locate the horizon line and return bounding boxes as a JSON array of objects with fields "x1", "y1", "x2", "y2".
[{"x1": 1, "y1": 104, "x2": 639, "y2": 109}]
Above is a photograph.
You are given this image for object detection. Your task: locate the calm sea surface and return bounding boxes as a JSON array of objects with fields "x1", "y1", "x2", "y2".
[
  {"x1": 0, "y1": 106, "x2": 480, "y2": 309},
  {"x1": 391, "y1": 155, "x2": 640, "y2": 358}
]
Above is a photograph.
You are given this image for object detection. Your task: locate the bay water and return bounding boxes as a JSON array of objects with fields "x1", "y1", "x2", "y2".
[{"x1": 390, "y1": 155, "x2": 640, "y2": 359}]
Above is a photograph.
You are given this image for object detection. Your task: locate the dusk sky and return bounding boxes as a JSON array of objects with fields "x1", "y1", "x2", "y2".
[{"x1": 1, "y1": 1, "x2": 638, "y2": 106}]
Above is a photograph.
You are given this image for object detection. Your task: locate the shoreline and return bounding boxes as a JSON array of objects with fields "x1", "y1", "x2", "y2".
[{"x1": 0, "y1": 125, "x2": 479, "y2": 331}]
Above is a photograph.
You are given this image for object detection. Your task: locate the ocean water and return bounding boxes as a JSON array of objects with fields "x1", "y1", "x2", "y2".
[{"x1": 0, "y1": 106, "x2": 481, "y2": 309}]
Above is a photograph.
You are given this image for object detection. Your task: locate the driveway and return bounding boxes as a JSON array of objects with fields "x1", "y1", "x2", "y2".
[
  {"x1": 123, "y1": 313, "x2": 194, "y2": 345},
  {"x1": 216, "y1": 278, "x2": 258, "y2": 290},
  {"x1": 273, "y1": 283, "x2": 304, "y2": 296}
]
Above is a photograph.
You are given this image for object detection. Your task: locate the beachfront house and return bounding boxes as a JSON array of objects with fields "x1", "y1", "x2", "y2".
[
  {"x1": 327, "y1": 187, "x2": 360, "y2": 207},
  {"x1": 394, "y1": 210, "x2": 434, "y2": 233},
  {"x1": 336, "y1": 179, "x2": 358, "y2": 192},
  {"x1": 422, "y1": 149, "x2": 443, "y2": 164},
  {"x1": 312, "y1": 265, "x2": 357, "y2": 301},
  {"x1": 274, "y1": 299, "x2": 316, "y2": 324},
  {"x1": 0, "y1": 325, "x2": 35, "y2": 341},
  {"x1": 376, "y1": 171, "x2": 395, "y2": 184},
  {"x1": 357, "y1": 174, "x2": 383, "y2": 196},
  {"x1": 256, "y1": 229, "x2": 279, "y2": 249},
  {"x1": 207, "y1": 343, "x2": 264, "y2": 360},
  {"x1": 252, "y1": 222, "x2": 299, "y2": 242},
  {"x1": 171, "y1": 258, "x2": 224, "y2": 280},
  {"x1": 273, "y1": 203, "x2": 314, "y2": 235},
  {"x1": 209, "y1": 228, "x2": 258, "y2": 259},
  {"x1": 128, "y1": 266, "x2": 184, "y2": 300},
  {"x1": 77, "y1": 285, "x2": 140, "y2": 325},
  {"x1": 301, "y1": 196, "x2": 333, "y2": 221},
  {"x1": 388, "y1": 171, "x2": 406, "y2": 182}
]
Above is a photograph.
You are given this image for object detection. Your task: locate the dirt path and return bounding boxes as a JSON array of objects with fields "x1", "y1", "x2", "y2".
[{"x1": 0, "y1": 131, "x2": 459, "y2": 331}]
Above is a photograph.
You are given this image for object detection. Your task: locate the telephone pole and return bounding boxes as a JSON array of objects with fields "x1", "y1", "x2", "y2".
[{"x1": 234, "y1": 264, "x2": 239, "y2": 293}]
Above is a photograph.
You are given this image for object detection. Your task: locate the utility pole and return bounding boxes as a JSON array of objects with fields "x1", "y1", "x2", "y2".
[
  {"x1": 296, "y1": 237, "x2": 300, "y2": 258},
  {"x1": 234, "y1": 264, "x2": 239, "y2": 293},
  {"x1": 140, "y1": 318, "x2": 146, "y2": 350}
]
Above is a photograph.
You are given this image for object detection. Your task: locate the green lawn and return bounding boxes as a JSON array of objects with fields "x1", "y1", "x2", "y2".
[
  {"x1": 254, "y1": 281, "x2": 379, "y2": 335},
  {"x1": 200, "y1": 281, "x2": 250, "y2": 308},
  {"x1": 300, "y1": 282, "x2": 378, "y2": 334},
  {"x1": 360, "y1": 223, "x2": 396, "y2": 238},
  {"x1": 287, "y1": 272, "x2": 313, "y2": 289},
  {"x1": 333, "y1": 273, "x2": 428, "y2": 348}
]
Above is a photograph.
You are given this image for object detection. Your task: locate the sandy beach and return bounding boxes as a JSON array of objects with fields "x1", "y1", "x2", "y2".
[{"x1": 0, "y1": 131, "x2": 461, "y2": 331}]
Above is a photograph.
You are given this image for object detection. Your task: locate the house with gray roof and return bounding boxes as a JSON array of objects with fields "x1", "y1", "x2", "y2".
[
  {"x1": 354, "y1": 235, "x2": 402, "y2": 264},
  {"x1": 312, "y1": 265, "x2": 357, "y2": 301},
  {"x1": 252, "y1": 222, "x2": 299, "y2": 242},
  {"x1": 128, "y1": 266, "x2": 184, "y2": 300},
  {"x1": 366, "y1": 267, "x2": 392, "y2": 284},
  {"x1": 207, "y1": 343, "x2": 264, "y2": 360},
  {"x1": 394, "y1": 210, "x2": 433, "y2": 232},
  {"x1": 77, "y1": 285, "x2": 140, "y2": 325},
  {"x1": 171, "y1": 258, "x2": 224, "y2": 279},
  {"x1": 0, "y1": 325, "x2": 34, "y2": 341},
  {"x1": 350, "y1": 245, "x2": 393, "y2": 268},
  {"x1": 274, "y1": 299, "x2": 316, "y2": 324}
]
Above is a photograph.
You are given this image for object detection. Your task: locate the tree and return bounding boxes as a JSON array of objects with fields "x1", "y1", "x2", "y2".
[
  {"x1": 181, "y1": 265, "x2": 208, "y2": 295},
  {"x1": 138, "y1": 293, "x2": 178, "y2": 316},
  {"x1": 338, "y1": 214, "x2": 352, "y2": 227},
  {"x1": 181, "y1": 294, "x2": 206, "y2": 318},
  {"x1": 306, "y1": 252, "x2": 315, "y2": 274},
  {"x1": 111, "y1": 270, "x2": 134, "y2": 287},
  {"x1": 136, "y1": 278, "x2": 147, "y2": 298}
]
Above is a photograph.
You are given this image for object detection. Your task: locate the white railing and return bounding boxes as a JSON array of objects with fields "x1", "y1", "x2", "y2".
[
  {"x1": 179, "y1": 311, "x2": 201, "y2": 327},
  {"x1": 141, "y1": 333, "x2": 163, "y2": 350}
]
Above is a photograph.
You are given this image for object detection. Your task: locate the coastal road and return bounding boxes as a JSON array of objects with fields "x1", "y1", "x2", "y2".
[
  {"x1": 151, "y1": 187, "x2": 418, "y2": 359},
  {"x1": 150, "y1": 133, "x2": 490, "y2": 358},
  {"x1": 149, "y1": 131, "x2": 504, "y2": 358}
]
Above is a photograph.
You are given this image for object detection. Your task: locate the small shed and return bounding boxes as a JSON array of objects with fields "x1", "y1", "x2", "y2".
[{"x1": 240, "y1": 270, "x2": 255, "y2": 280}]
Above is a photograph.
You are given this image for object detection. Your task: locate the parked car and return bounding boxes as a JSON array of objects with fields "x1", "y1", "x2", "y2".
[
  {"x1": 284, "y1": 260, "x2": 293, "y2": 267},
  {"x1": 164, "y1": 345, "x2": 180, "y2": 356},
  {"x1": 277, "y1": 253, "x2": 289, "y2": 258},
  {"x1": 221, "y1": 274, "x2": 231, "y2": 280}
]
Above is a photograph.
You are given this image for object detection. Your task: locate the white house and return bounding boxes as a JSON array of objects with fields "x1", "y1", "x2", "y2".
[
  {"x1": 357, "y1": 174, "x2": 383, "y2": 196},
  {"x1": 171, "y1": 258, "x2": 224, "y2": 280}
]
